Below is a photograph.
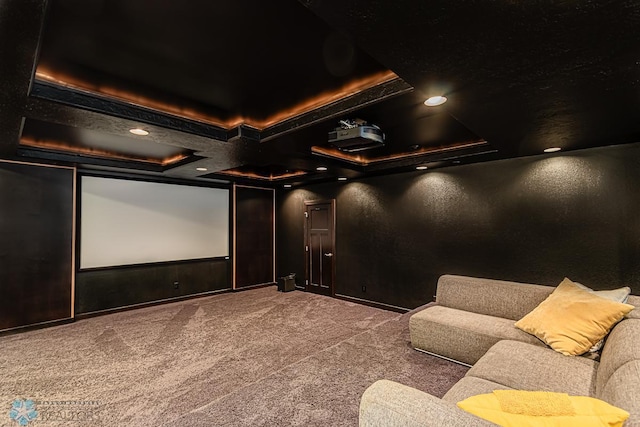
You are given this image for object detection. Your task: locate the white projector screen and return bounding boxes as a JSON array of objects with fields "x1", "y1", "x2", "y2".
[{"x1": 80, "y1": 176, "x2": 229, "y2": 269}]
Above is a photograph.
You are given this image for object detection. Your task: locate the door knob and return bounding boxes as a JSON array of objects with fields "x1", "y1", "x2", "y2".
[{"x1": 324, "y1": 253, "x2": 333, "y2": 257}]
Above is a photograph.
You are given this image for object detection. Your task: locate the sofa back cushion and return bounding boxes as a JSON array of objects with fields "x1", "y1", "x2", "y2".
[
  {"x1": 596, "y1": 319, "x2": 640, "y2": 423},
  {"x1": 436, "y1": 275, "x2": 554, "y2": 321},
  {"x1": 626, "y1": 295, "x2": 640, "y2": 319},
  {"x1": 598, "y1": 359, "x2": 640, "y2": 426}
]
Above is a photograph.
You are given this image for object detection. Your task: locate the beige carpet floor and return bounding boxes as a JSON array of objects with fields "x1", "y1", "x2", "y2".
[{"x1": 0, "y1": 287, "x2": 467, "y2": 426}]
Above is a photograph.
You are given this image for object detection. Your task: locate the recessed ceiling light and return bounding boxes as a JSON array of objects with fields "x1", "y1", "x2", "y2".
[
  {"x1": 544, "y1": 147, "x2": 562, "y2": 153},
  {"x1": 284, "y1": 184, "x2": 292, "y2": 188},
  {"x1": 129, "y1": 128, "x2": 149, "y2": 136},
  {"x1": 424, "y1": 96, "x2": 447, "y2": 107},
  {"x1": 338, "y1": 177, "x2": 347, "y2": 181},
  {"x1": 316, "y1": 166, "x2": 328, "y2": 171},
  {"x1": 416, "y1": 165, "x2": 428, "y2": 170},
  {"x1": 196, "y1": 167, "x2": 208, "y2": 171}
]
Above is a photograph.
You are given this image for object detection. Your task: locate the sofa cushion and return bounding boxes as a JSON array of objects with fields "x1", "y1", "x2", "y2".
[
  {"x1": 598, "y1": 360, "x2": 640, "y2": 427},
  {"x1": 466, "y1": 340, "x2": 598, "y2": 396},
  {"x1": 360, "y1": 379, "x2": 496, "y2": 427},
  {"x1": 436, "y1": 275, "x2": 554, "y2": 321},
  {"x1": 410, "y1": 305, "x2": 545, "y2": 366},
  {"x1": 575, "y1": 282, "x2": 631, "y2": 303},
  {"x1": 443, "y1": 376, "x2": 513, "y2": 404},
  {"x1": 596, "y1": 319, "x2": 640, "y2": 398},
  {"x1": 514, "y1": 279, "x2": 634, "y2": 356},
  {"x1": 626, "y1": 295, "x2": 640, "y2": 319}
]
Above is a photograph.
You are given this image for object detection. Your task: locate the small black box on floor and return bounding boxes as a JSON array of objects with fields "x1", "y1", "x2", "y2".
[{"x1": 278, "y1": 273, "x2": 296, "y2": 292}]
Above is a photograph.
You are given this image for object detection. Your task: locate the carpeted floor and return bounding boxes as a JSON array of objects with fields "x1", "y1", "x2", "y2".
[{"x1": 0, "y1": 287, "x2": 467, "y2": 426}]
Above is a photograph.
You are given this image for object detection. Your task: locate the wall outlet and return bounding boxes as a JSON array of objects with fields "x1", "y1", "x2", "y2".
[
  {"x1": 173, "y1": 281, "x2": 179, "y2": 289},
  {"x1": 362, "y1": 285, "x2": 366, "y2": 292}
]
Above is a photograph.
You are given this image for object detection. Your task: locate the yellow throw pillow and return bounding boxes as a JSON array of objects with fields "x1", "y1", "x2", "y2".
[
  {"x1": 457, "y1": 390, "x2": 630, "y2": 427},
  {"x1": 573, "y1": 282, "x2": 631, "y2": 353},
  {"x1": 514, "y1": 278, "x2": 634, "y2": 356}
]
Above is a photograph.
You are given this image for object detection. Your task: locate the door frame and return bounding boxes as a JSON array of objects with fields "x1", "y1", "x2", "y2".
[{"x1": 303, "y1": 199, "x2": 336, "y2": 296}]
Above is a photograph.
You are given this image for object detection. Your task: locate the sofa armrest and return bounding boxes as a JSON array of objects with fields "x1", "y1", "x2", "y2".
[{"x1": 360, "y1": 380, "x2": 496, "y2": 427}]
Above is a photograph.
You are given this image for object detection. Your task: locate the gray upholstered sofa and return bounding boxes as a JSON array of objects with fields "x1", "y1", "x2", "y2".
[{"x1": 360, "y1": 275, "x2": 640, "y2": 426}]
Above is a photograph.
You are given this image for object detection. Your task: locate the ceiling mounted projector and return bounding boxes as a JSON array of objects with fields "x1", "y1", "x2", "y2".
[{"x1": 328, "y1": 119, "x2": 384, "y2": 152}]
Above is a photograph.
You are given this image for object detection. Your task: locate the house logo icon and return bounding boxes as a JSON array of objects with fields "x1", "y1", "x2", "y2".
[{"x1": 8, "y1": 399, "x2": 38, "y2": 425}]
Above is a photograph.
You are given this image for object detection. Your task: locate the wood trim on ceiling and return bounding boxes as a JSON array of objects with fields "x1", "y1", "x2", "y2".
[
  {"x1": 0, "y1": 157, "x2": 76, "y2": 170},
  {"x1": 34, "y1": 69, "x2": 399, "y2": 131}
]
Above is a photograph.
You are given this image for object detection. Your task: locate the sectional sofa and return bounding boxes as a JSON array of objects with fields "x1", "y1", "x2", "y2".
[{"x1": 359, "y1": 275, "x2": 640, "y2": 426}]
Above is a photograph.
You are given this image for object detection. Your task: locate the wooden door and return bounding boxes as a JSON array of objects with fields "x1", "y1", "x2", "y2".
[
  {"x1": 0, "y1": 161, "x2": 75, "y2": 330},
  {"x1": 234, "y1": 185, "x2": 275, "y2": 289},
  {"x1": 305, "y1": 200, "x2": 335, "y2": 296}
]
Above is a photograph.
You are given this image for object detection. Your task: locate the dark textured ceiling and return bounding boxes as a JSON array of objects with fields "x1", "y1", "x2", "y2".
[
  {"x1": 2, "y1": 0, "x2": 640, "y2": 187},
  {"x1": 301, "y1": 0, "x2": 640, "y2": 157},
  {"x1": 36, "y1": 0, "x2": 390, "y2": 124}
]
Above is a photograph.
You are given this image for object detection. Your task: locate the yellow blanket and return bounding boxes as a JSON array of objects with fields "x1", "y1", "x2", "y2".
[{"x1": 457, "y1": 390, "x2": 629, "y2": 427}]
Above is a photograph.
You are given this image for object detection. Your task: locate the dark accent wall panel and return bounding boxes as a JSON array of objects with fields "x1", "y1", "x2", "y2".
[
  {"x1": 277, "y1": 143, "x2": 640, "y2": 309},
  {"x1": 235, "y1": 186, "x2": 274, "y2": 288},
  {"x1": 0, "y1": 161, "x2": 74, "y2": 330},
  {"x1": 75, "y1": 259, "x2": 230, "y2": 314}
]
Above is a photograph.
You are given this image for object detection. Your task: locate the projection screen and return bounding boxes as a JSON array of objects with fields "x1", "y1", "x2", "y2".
[{"x1": 80, "y1": 176, "x2": 229, "y2": 269}]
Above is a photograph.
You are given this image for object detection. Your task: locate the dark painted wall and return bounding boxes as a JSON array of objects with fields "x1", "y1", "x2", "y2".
[
  {"x1": 277, "y1": 143, "x2": 640, "y2": 310},
  {"x1": 235, "y1": 186, "x2": 274, "y2": 288},
  {"x1": 0, "y1": 161, "x2": 74, "y2": 330},
  {"x1": 75, "y1": 259, "x2": 230, "y2": 314}
]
